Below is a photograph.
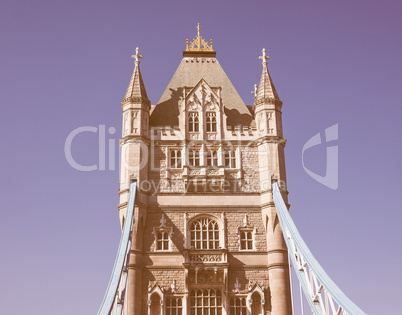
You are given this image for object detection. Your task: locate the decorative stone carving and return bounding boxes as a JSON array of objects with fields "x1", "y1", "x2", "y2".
[
  {"x1": 258, "y1": 112, "x2": 265, "y2": 136},
  {"x1": 124, "y1": 112, "x2": 129, "y2": 136},
  {"x1": 207, "y1": 169, "x2": 220, "y2": 176},
  {"x1": 189, "y1": 269, "x2": 224, "y2": 285},
  {"x1": 207, "y1": 133, "x2": 216, "y2": 140},
  {"x1": 189, "y1": 254, "x2": 222, "y2": 263},
  {"x1": 131, "y1": 111, "x2": 138, "y2": 134}
]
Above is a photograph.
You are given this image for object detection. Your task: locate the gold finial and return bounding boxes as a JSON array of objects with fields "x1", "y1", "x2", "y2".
[
  {"x1": 259, "y1": 48, "x2": 270, "y2": 64},
  {"x1": 131, "y1": 47, "x2": 143, "y2": 64},
  {"x1": 184, "y1": 24, "x2": 214, "y2": 52}
]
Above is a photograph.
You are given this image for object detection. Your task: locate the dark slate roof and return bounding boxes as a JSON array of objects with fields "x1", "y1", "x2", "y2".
[{"x1": 150, "y1": 57, "x2": 254, "y2": 127}]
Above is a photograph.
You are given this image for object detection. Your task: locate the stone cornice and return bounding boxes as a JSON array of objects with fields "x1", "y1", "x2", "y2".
[
  {"x1": 119, "y1": 135, "x2": 150, "y2": 146},
  {"x1": 121, "y1": 97, "x2": 151, "y2": 107},
  {"x1": 253, "y1": 97, "x2": 282, "y2": 108}
]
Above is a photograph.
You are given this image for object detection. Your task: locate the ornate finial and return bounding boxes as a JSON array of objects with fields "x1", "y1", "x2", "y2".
[
  {"x1": 160, "y1": 214, "x2": 167, "y2": 227},
  {"x1": 259, "y1": 48, "x2": 270, "y2": 65},
  {"x1": 251, "y1": 84, "x2": 258, "y2": 96},
  {"x1": 131, "y1": 47, "x2": 143, "y2": 65},
  {"x1": 184, "y1": 24, "x2": 214, "y2": 52},
  {"x1": 234, "y1": 278, "x2": 241, "y2": 293}
]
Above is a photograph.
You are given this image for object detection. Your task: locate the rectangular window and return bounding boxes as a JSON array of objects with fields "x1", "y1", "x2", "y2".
[
  {"x1": 189, "y1": 112, "x2": 199, "y2": 132},
  {"x1": 190, "y1": 289, "x2": 222, "y2": 315},
  {"x1": 166, "y1": 297, "x2": 183, "y2": 315},
  {"x1": 240, "y1": 230, "x2": 253, "y2": 250},
  {"x1": 156, "y1": 231, "x2": 169, "y2": 251},
  {"x1": 206, "y1": 112, "x2": 217, "y2": 132},
  {"x1": 230, "y1": 297, "x2": 247, "y2": 315},
  {"x1": 189, "y1": 149, "x2": 200, "y2": 167},
  {"x1": 225, "y1": 150, "x2": 236, "y2": 168},
  {"x1": 170, "y1": 149, "x2": 182, "y2": 169},
  {"x1": 206, "y1": 150, "x2": 218, "y2": 167}
]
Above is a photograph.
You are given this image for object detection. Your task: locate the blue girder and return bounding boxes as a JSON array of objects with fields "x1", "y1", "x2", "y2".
[
  {"x1": 98, "y1": 181, "x2": 137, "y2": 315},
  {"x1": 272, "y1": 181, "x2": 365, "y2": 315}
]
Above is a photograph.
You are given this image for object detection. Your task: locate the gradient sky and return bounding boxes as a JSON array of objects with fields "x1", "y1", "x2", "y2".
[{"x1": 1, "y1": 0, "x2": 401, "y2": 314}]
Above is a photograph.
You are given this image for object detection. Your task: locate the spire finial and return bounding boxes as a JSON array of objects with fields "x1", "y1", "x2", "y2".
[
  {"x1": 131, "y1": 47, "x2": 143, "y2": 65},
  {"x1": 184, "y1": 24, "x2": 214, "y2": 53},
  {"x1": 259, "y1": 48, "x2": 270, "y2": 65},
  {"x1": 251, "y1": 84, "x2": 258, "y2": 97}
]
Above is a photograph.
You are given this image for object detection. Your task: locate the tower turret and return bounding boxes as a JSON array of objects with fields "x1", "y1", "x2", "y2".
[
  {"x1": 254, "y1": 49, "x2": 292, "y2": 314},
  {"x1": 119, "y1": 47, "x2": 150, "y2": 315}
]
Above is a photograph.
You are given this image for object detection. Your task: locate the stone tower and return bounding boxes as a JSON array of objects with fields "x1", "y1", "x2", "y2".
[{"x1": 118, "y1": 25, "x2": 292, "y2": 315}]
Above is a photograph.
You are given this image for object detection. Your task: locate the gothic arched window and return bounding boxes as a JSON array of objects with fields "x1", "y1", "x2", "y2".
[
  {"x1": 189, "y1": 112, "x2": 199, "y2": 132},
  {"x1": 206, "y1": 112, "x2": 217, "y2": 132},
  {"x1": 190, "y1": 217, "x2": 220, "y2": 249}
]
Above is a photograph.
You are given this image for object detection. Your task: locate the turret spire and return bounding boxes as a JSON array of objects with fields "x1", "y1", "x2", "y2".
[
  {"x1": 254, "y1": 48, "x2": 281, "y2": 107},
  {"x1": 123, "y1": 47, "x2": 149, "y2": 105}
]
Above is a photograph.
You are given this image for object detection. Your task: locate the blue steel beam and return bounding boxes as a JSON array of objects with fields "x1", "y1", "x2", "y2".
[
  {"x1": 98, "y1": 181, "x2": 137, "y2": 315},
  {"x1": 272, "y1": 181, "x2": 365, "y2": 315}
]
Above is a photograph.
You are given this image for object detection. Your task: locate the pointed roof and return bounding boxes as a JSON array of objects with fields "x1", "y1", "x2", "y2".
[
  {"x1": 150, "y1": 25, "x2": 253, "y2": 127},
  {"x1": 122, "y1": 47, "x2": 150, "y2": 105},
  {"x1": 253, "y1": 48, "x2": 282, "y2": 107}
]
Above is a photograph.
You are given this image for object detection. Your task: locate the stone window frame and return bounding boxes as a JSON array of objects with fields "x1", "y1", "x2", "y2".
[
  {"x1": 165, "y1": 296, "x2": 183, "y2": 315},
  {"x1": 238, "y1": 228, "x2": 255, "y2": 251},
  {"x1": 206, "y1": 148, "x2": 219, "y2": 167},
  {"x1": 190, "y1": 217, "x2": 220, "y2": 250},
  {"x1": 169, "y1": 148, "x2": 183, "y2": 169},
  {"x1": 152, "y1": 214, "x2": 174, "y2": 252},
  {"x1": 229, "y1": 296, "x2": 248, "y2": 315},
  {"x1": 189, "y1": 288, "x2": 223, "y2": 315},
  {"x1": 148, "y1": 284, "x2": 164, "y2": 315},
  {"x1": 236, "y1": 214, "x2": 256, "y2": 251},
  {"x1": 188, "y1": 111, "x2": 200, "y2": 132},
  {"x1": 224, "y1": 147, "x2": 241, "y2": 169},
  {"x1": 206, "y1": 111, "x2": 217, "y2": 133},
  {"x1": 188, "y1": 148, "x2": 201, "y2": 167},
  {"x1": 186, "y1": 214, "x2": 225, "y2": 250},
  {"x1": 247, "y1": 284, "x2": 265, "y2": 315}
]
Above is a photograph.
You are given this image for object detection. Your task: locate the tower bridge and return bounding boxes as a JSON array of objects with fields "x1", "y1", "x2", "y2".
[{"x1": 98, "y1": 25, "x2": 365, "y2": 315}]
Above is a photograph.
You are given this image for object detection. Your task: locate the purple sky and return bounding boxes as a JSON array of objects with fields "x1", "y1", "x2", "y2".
[{"x1": 1, "y1": 0, "x2": 401, "y2": 314}]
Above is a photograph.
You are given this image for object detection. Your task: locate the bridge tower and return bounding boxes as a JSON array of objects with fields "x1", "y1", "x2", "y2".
[{"x1": 118, "y1": 25, "x2": 292, "y2": 315}]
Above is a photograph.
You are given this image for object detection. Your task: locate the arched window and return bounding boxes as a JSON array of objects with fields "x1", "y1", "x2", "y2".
[
  {"x1": 150, "y1": 293, "x2": 162, "y2": 315},
  {"x1": 190, "y1": 289, "x2": 222, "y2": 315},
  {"x1": 251, "y1": 292, "x2": 262, "y2": 315},
  {"x1": 189, "y1": 112, "x2": 199, "y2": 132},
  {"x1": 190, "y1": 217, "x2": 220, "y2": 249},
  {"x1": 206, "y1": 112, "x2": 217, "y2": 132}
]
